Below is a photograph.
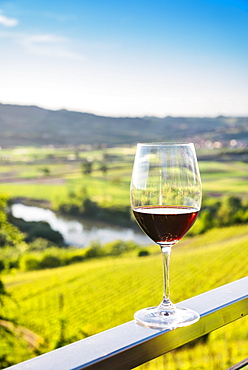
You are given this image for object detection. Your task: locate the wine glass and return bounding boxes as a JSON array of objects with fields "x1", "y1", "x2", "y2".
[{"x1": 130, "y1": 143, "x2": 202, "y2": 329}]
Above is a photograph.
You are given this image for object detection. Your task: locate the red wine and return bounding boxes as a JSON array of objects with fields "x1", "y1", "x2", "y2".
[{"x1": 133, "y1": 206, "x2": 199, "y2": 245}]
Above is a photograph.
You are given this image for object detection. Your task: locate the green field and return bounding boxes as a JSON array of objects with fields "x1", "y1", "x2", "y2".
[
  {"x1": 199, "y1": 161, "x2": 248, "y2": 197},
  {"x1": 0, "y1": 146, "x2": 248, "y2": 207},
  {"x1": 2, "y1": 224, "x2": 248, "y2": 369}
]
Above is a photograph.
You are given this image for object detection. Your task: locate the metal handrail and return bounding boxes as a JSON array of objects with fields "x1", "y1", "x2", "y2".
[
  {"x1": 6, "y1": 277, "x2": 248, "y2": 370},
  {"x1": 227, "y1": 357, "x2": 248, "y2": 370}
]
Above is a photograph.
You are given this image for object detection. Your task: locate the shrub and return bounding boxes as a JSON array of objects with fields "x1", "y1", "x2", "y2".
[
  {"x1": 84, "y1": 241, "x2": 104, "y2": 258},
  {"x1": 28, "y1": 238, "x2": 55, "y2": 251},
  {"x1": 20, "y1": 254, "x2": 40, "y2": 271},
  {"x1": 0, "y1": 230, "x2": 8, "y2": 247},
  {"x1": 66, "y1": 254, "x2": 84, "y2": 264},
  {"x1": 5, "y1": 258, "x2": 19, "y2": 270},
  {"x1": 138, "y1": 249, "x2": 150, "y2": 257},
  {"x1": 124, "y1": 240, "x2": 139, "y2": 251},
  {"x1": 104, "y1": 240, "x2": 138, "y2": 256},
  {"x1": 40, "y1": 254, "x2": 61, "y2": 269},
  {"x1": 104, "y1": 240, "x2": 126, "y2": 256},
  {"x1": 0, "y1": 259, "x2": 4, "y2": 271}
]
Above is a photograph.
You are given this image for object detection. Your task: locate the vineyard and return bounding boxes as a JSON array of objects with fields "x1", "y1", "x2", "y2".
[
  {"x1": 0, "y1": 145, "x2": 248, "y2": 368},
  {"x1": 2, "y1": 223, "x2": 248, "y2": 369}
]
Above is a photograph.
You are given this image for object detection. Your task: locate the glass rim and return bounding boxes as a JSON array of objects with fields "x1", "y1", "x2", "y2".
[{"x1": 137, "y1": 142, "x2": 194, "y2": 147}]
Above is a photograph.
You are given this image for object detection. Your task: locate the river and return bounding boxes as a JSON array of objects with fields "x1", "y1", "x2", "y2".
[{"x1": 11, "y1": 203, "x2": 150, "y2": 248}]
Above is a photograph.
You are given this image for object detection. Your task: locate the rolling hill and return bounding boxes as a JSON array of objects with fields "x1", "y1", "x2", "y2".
[{"x1": 0, "y1": 103, "x2": 247, "y2": 147}]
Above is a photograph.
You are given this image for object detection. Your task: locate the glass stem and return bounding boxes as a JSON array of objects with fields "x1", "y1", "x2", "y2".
[{"x1": 159, "y1": 245, "x2": 175, "y2": 314}]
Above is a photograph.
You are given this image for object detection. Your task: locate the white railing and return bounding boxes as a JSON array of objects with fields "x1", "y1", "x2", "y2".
[{"x1": 5, "y1": 277, "x2": 248, "y2": 370}]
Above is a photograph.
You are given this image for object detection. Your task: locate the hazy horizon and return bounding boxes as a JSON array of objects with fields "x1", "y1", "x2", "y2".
[{"x1": 1, "y1": 101, "x2": 248, "y2": 119}]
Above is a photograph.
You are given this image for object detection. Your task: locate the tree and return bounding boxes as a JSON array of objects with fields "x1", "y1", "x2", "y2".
[
  {"x1": 81, "y1": 161, "x2": 93, "y2": 175},
  {"x1": 0, "y1": 195, "x2": 24, "y2": 248},
  {"x1": 217, "y1": 196, "x2": 242, "y2": 226},
  {"x1": 40, "y1": 167, "x2": 50, "y2": 176},
  {"x1": 99, "y1": 163, "x2": 108, "y2": 176}
]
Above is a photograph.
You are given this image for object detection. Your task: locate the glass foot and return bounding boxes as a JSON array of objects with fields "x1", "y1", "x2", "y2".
[{"x1": 134, "y1": 305, "x2": 200, "y2": 329}]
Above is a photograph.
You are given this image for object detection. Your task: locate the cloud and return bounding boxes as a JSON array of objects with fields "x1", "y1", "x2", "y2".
[
  {"x1": 21, "y1": 33, "x2": 83, "y2": 60},
  {"x1": 0, "y1": 12, "x2": 18, "y2": 27},
  {"x1": 23, "y1": 34, "x2": 67, "y2": 46},
  {"x1": 0, "y1": 30, "x2": 83, "y2": 60}
]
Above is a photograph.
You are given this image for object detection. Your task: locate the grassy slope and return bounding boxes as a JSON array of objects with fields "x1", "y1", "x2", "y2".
[{"x1": 2, "y1": 224, "x2": 248, "y2": 369}]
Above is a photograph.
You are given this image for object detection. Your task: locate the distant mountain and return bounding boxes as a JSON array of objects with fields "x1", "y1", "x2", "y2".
[{"x1": 0, "y1": 103, "x2": 247, "y2": 147}]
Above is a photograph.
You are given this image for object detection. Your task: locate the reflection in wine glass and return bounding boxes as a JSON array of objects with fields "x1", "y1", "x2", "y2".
[{"x1": 130, "y1": 143, "x2": 202, "y2": 329}]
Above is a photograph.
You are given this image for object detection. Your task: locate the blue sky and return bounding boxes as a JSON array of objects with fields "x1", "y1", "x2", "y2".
[{"x1": 0, "y1": 0, "x2": 247, "y2": 117}]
